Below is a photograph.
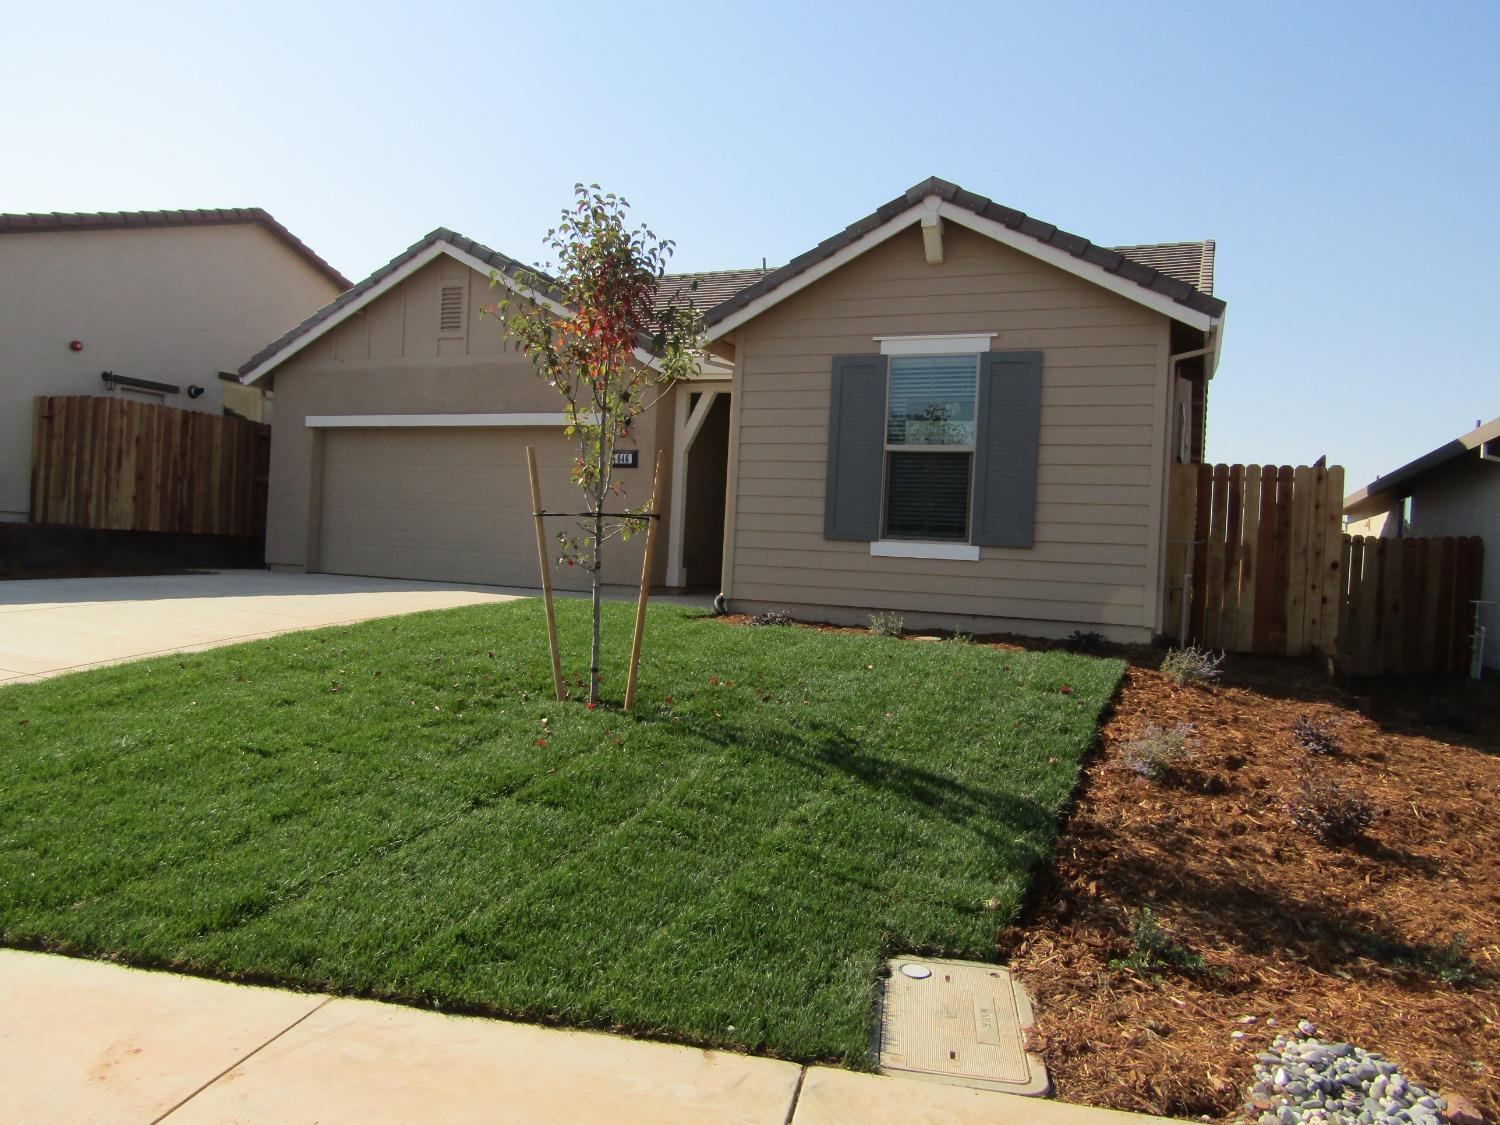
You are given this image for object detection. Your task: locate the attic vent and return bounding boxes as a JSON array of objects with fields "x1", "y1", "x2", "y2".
[{"x1": 439, "y1": 282, "x2": 466, "y2": 336}]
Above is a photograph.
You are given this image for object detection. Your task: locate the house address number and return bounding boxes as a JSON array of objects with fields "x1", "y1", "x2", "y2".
[{"x1": 612, "y1": 450, "x2": 639, "y2": 468}]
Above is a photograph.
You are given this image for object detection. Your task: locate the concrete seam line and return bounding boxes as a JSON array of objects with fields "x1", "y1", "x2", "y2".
[
  {"x1": 782, "y1": 1066, "x2": 809, "y2": 1125},
  {"x1": 149, "y1": 996, "x2": 332, "y2": 1123}
]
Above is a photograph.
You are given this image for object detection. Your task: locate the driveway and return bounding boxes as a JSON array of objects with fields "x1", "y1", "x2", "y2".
[{"x1": 0, "y1": 570, "x2": 526, "y2": 684}]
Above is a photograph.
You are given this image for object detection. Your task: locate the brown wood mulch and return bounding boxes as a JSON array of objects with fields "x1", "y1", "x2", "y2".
[{"x1": 1002, "y1": 652, "x2": 1500, "y2": 1122}]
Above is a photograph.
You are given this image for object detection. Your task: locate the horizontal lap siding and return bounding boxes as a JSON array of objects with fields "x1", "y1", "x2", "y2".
[{"x1": 727, "y1": 223, "x2": 1169, "y2": 634}]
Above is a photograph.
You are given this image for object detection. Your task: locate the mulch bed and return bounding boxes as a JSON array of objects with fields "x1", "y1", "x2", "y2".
[{"x1": 1002, "y1": 651, "x2": 1500, "y2": 1121}]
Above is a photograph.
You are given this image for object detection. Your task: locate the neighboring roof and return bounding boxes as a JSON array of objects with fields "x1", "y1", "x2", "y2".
[
  {"x1": 0, "y1": 207, "x2": 351, "y2": 289},
  {"x1": 702, "y1": 177, "x2": 1226, "y2": 334},
  {"x1": 1113, "y1": 241, "x2": 1215, "y2": 295},
  {"x1": 1344, "y1": 416, "x2": 1500, "y2": 518}
]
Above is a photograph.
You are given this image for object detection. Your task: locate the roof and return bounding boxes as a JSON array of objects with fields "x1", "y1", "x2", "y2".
[
  {"x1": 239, "y1": 228, "x2": 663, "y2": 384},
  {"x1": 1113, "y1": 241, "x2": 1215, "y2": 295},
  {"x1": 702, "y1": 177, "x2": 1226, "y2": 333},
  {"x1": 0, "y1": 207, "x2": 351, "y2": 289},
  {"x1": 653, "y1": 268, "x2": 768, "y2": 315},
  {"x1": 238, "y1": 178, "x2": 1227, "y2": 383},
  {"x1": 1344, "y1": 415, "x2": 1500, "y2": 518}
]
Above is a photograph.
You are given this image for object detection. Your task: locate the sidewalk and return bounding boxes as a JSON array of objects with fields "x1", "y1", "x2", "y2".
[{"x1": 0, "y1": 950, "x2": 1169, "y2": 1123}]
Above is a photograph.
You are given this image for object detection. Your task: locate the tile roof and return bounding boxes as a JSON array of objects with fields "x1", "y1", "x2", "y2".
[
  {"x1": 1113, "y1": 241, "x2": 1215, "y2": 295},
  {"x1": 0, "y1": 207, "x2": 351, "y2": 289},
  {"x1": 238, "y1": 184, "x2": 1224, "y2": 380},
  {"x1": 702, "y1": 177, "x2": 1226, "y2": 328},
  {"x1": 653, "y1": 268, "x2": 769, "y2": 315},
  {"x1": 239, "y1": 229, "x2": 657, "y2": 381}
]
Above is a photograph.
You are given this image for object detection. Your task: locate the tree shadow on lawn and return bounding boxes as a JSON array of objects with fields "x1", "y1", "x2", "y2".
[{"x1": 629, "y1": 707, "x2": 1068, "y2": 895}]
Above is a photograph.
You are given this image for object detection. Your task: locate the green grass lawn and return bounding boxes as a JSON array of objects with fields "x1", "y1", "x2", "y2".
[{"x1": 0, "y1": 599, "x2": 1121, "y2": 1064}]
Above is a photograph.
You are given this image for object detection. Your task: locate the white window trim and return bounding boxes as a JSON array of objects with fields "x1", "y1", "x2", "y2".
[
  {"x1": 875, "y1": 333, "x2": 996, "y2": 356},
  {"x1": 305, "y1": 412, "x2": 599, "y2": 428},
  {"x1": 870, "y1": 540, "x2": 980, "y2": 561}
]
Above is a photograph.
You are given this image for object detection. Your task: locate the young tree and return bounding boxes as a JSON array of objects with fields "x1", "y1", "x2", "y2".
[{"x1": 490, "y1": 185, "x2": 704, "y2": 705}]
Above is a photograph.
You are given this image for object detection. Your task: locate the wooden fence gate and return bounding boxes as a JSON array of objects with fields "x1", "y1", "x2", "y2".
[
  {"x1": 1167, "y1": 462, "x2": 1485, "y2": 674},
  {"x1": 1165, "y1": 463, "x2": 1345, "y2": 657},
  {"x1": 30, "y1": 395, "x2": 271, "y2": 536}
]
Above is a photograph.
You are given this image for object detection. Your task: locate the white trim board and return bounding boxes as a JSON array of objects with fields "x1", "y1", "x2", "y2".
[
  {"x1": 870, "y1": 540, "x2": 980, "y2": 561},
  {"x1": 707, "y1": 195, "x2": 1218, "y2": 341},
  {"x1": 876, "y1": 333, "x2": 996, "y2": 356},
  {"x1": 305, "y1": 412, "x2": 595, "y2": 429},
  {"x1": 243, "y1": 240, "x2": 666, "y2": 385}
]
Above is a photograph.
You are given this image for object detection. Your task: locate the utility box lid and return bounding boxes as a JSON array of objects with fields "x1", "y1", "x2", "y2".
[{"x1": 875, "y1": 957, "x2": 1049, "y2": 1096}]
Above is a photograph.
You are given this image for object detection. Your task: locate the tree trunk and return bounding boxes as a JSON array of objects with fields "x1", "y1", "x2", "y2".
[{"x1": 589, "y1": 439, "x2": 606, "y2": 705}]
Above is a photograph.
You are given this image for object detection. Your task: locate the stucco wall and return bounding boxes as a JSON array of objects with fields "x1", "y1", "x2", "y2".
[
  {"x1": 264, "y1": 255, "x2": 673, "y2": 590},
  {"x1": 1408, "y1": 458, "x2": 1500, "y2": 669},
  {"x1": 721, "y1": 223, "x2": 1176, "y2": 642},
  {"x1": 0, "y1": 223, "x2": 341, "y2": 521}
]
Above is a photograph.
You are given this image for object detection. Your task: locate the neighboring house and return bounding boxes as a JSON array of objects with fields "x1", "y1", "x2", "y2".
[
  {"x1": 242, "y1": 177, "x2": 1225, "y2": 642},
  {"x1": 1344, "y1": 416, "x2": 1499, "y2": 668},
  {"x1": 0, "y1": 208, "x2": 349, "y2": 524}
]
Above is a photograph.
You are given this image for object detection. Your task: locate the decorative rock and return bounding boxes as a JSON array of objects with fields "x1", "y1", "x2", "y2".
[
  {"x1": 1442, "y1": 1092, "x2": 1485, "y2": 1125},
  {"x1": 1298, "y1": 1019, "x2": 1317, "y2": 1036},
  {"x1": 1243, "y1": 1031, "x2": 1473, "y2": 1125}
]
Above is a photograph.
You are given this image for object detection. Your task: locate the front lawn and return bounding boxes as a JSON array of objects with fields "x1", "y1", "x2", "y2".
[{"x1": 0, "y1": 599, "x2": 1120, "y2": 1064}]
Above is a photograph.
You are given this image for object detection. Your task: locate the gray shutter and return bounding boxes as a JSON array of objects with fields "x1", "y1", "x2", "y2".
[
  {"x1": 971, "y1": 351, "x2": 1042, "y2": 548},
  {"x1": 824, "y1": 354, "x2": 887, "y2": 541}
]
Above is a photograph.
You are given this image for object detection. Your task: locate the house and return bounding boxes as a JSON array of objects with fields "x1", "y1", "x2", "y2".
[
  {"x1": 0, "y1": 208, "x2": 349, "y2": 524},
  {"x1": 1344, "y1": 416, "x2": 1498, "y2": 668},
  {"x1": 242, "y1": 177, "x2": 1226, "y2": 642}
]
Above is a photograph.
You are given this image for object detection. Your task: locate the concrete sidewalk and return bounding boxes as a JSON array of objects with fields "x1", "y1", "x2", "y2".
[{"x1": 0, "y1": 950, "x2": 1166, "y2": 1123}]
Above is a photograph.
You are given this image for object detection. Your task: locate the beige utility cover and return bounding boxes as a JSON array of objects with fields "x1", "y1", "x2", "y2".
[{"x1": 877, "y1": 958, "x2": 1049, "y2": 1096}]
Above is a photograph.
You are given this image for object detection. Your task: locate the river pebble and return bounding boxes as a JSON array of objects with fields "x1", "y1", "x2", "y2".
[{"x1": 1245, "y1": 1023, "x2": 1449, "y2": 1125}]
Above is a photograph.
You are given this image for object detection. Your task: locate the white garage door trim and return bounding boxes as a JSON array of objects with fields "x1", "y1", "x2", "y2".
[{"x1": 307, "y1": 413, "x2": 597, "y2": 428}]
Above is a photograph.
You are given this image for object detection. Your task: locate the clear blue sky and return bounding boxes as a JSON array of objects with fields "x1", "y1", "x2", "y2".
[{"x1": 4, "y1": 1, "x2": 1495, "y2": 493}]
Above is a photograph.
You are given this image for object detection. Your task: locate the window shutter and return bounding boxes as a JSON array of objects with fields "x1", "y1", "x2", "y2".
[
  {"x1": 971, "y1": 351, "x2": 1042, "y2": 548},
  {"x1": 824, "y1": 354, "x2": 887, "y2": 541}
]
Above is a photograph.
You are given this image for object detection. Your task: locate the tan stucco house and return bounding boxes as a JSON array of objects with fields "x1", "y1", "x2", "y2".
[
  {"x1": 0, "y1": 208, "x2": 349, "y2": 523},
  {"x1": 1345, "y1": 416, "x2": 1498, "y2": 668},
  {"x1": 242, "y1": 177, "x2": 1226, "y2": 642}
]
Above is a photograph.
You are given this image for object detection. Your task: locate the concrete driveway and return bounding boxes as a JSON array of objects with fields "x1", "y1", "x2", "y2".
[{"x1": 0, "y1": 570, "x2": 526, "y2": 685}]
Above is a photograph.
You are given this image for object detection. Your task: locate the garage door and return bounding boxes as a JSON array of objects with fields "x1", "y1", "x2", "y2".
[{"x1": 318, "y1": 428, "x2": 546, "y2": 586}]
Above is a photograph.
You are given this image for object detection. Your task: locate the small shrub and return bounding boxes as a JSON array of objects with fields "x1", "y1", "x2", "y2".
[
  {"x1": 1121, "y1": 723, "x2": 1196, "y2": 781},
  {"x1": 748, "y1": 609, "x2": 794, "y2": 627},
  {"x1": 1064, "y1": 630, "x2": 1106, "y2": 654},
  {"x1": 1291, "y1": 715, "x2": 1340, "y2": 755},
  {"x1": 1286, "y1": 771, "x2": 1375, "y2": 845},
  {"x1": 868, "y1": 612, "x2": 904, "y2": 638},
  {"x1": 1160, "y1": 645, "x2": 1224, "y2": 686},
  {"x1": 1109, "y1": 907, "x2": 1207, "y2": 977},
  {"x1": 946, "y1": 629, "x2": 973, "y2": 644}
]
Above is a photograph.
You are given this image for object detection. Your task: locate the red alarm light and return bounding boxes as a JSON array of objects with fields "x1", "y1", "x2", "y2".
[{"x1": 69, "y1": 340, "x2": 83, "y2": 352}]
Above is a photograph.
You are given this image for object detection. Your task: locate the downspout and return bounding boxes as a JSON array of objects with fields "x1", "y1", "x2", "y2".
[{"x1": 1164, "y1": 324, "x2": 1222, "y2": 643}]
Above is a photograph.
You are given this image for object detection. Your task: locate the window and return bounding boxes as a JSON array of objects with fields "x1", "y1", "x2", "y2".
[{"x1": 883, "y1": 354, "x2": 978, "y2": 541}]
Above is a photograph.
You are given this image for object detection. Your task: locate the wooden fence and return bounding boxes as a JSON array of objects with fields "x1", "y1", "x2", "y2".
[
  {"x1": 1340, "y1": 535, "x2": 1484, "y2": 676},
  {"x1": 1166, "y1": 462, "x2": 1485, "y2": 674},
  {"x1": 30, "y1": 395, "x2": 270, "y2": 536},
  {"x1": 1165, "y1": 463, "x2": 1345, "y2": 657}
]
